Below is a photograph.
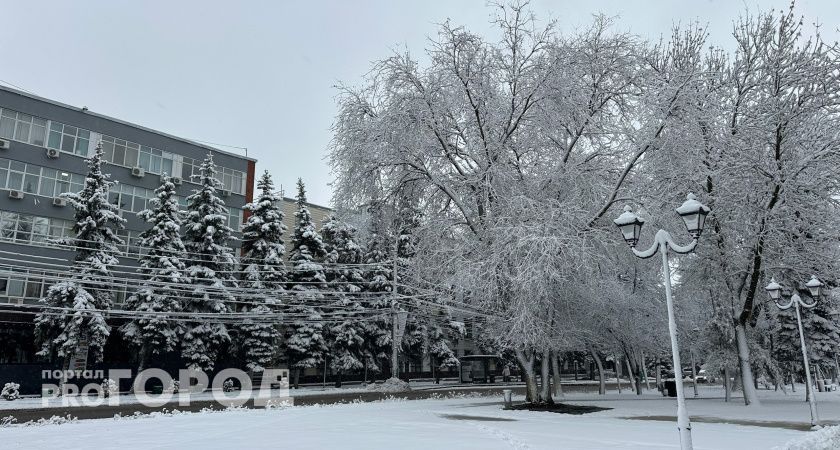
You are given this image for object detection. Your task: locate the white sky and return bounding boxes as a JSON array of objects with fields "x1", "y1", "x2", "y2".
[{"x1": 1, "y1": 0, "x2": 837, "y2": 206}]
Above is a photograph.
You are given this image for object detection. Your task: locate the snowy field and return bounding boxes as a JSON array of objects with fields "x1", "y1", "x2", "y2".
[{"x1": 3, "y1": 386, "x2": 838, "y2": 449}]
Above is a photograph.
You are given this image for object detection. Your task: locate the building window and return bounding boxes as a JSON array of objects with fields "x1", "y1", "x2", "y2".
[
  {"x1": 47, "y1": 122, "x2": 91, "y2": 156},
  {"x1": 101, "y1": 135, "x2": 182, "y2": 177},
  {"x1": 0, "y1": 109, "x2": 47, "y2": 146},
  {"x1": 182, "y1": 157, "x2": 245, "y2": 195},
  {"x1": 0, "y1": 158, "x2": 85, "y2": 197},
  {"x1": 0, "y1": 105, "x2": 245, "y2": 194}
]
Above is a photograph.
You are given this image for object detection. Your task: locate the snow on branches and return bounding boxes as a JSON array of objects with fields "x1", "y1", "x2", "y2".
[
  {"x1": 180, "y1": 153, "x2": 237, "y2": 371},
  {"x1": 35, "y1": 143, "x2": 125, "y2": 363}
]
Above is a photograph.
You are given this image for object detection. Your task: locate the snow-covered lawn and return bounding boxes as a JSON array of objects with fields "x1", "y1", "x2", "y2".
[
  {"x1": 4, "y1": 386, "x2": 837, "y2": 449},
  {"x1": 0, "y1": 379, "x2": 477, "y2": 411}
]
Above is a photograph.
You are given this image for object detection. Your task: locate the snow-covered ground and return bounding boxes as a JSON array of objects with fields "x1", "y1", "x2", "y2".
[{"x1": 3, "y1": 386, "x2": 838, "y2": 449}]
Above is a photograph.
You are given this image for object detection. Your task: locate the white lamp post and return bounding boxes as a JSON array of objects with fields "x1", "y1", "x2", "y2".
[
  {"x1": 765, "y1": 276, "x2": 823, "y2": 429},
  {"x1": 614, "y1": 193, "x2": 710, "y2": 450}
]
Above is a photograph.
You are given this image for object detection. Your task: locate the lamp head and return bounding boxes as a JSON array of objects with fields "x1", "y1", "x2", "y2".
[
  {"x1": 675, "y1": 193, "x2": 711, "y2": 239},
  {"x1": 613, "y1": 205, "x2": 645, "y2": 248},
  {"x1": 765, "y1": 278, "x2": 782, "y2": 301},
  {"x1": 806, "y1": 275, "x2": 824, "y2": 298}
]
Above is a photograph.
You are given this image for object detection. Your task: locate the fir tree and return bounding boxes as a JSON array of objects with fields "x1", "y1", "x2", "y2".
[
  {"x1": 359, "y1": 204, "x2": 394, "y2": 375},
  {"x1": 801, "y1": 290, "x2": 840, "y2": 375},
  {"x1": 238, "y1": 171, "x2": 287, "y2": 372},
  {"x1": 321, "y1": 215, "x2": 366, "y2": 381},
  {"x1": 285, "y1": 179, "x2": 328, "y2": 385},
  {"x1": 180, "y1": 153, "x2": 237, "y2": 371},
  {"x1": 121, "y1": 174, "x2": 188, "y2": 369},
  {"x1": 34, "y1": 143, "x2": 125, "y2": 363}
]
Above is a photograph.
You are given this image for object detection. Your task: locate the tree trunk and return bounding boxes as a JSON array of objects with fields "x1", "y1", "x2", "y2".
[
  {"x1": 655, "y1": 357, "x2": 662, "y2": 391},
  {"x1": 514, "y1": 349, "x2": 539, "y2": 403},
  {"x1": 641, "y1": 352, "x2": 651, "y2": 391},
  {"x1": 690, "y1": 353, "x2": 698, "y2": 398},
  {"x1": 615, "y1": 355, "x2": 623, "y2": 394},
  {"x1": 724, "y1": 367, "x2": 731, "y2": 402},
  {"x1": 625, "y1": 358, "x2": 638, "y2": 394},
  {"x1": 734, "y1": 323, "x2": 760, "y2": 406},
  {"x1": 539, "y1": 348, "x2": 553, "y2": 404},
  {"x1": 589, "y1": 346, "x2": 606, "y2": 395},
  {"x1": 293, "y1": 367, "x2": 300, "y2": 389},
  {"x1": 551, "y1": 352, "x2": 564, "y2": 399}
]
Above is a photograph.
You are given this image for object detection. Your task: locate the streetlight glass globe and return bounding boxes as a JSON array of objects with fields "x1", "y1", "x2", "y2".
[
  {"x1": 806, "y1": 275, "x2": 824, "y2": 298},
  {"x1": 675, "y1": 193, "x2": 711, "y2": 239},
  {"x1": 765, "y1": 278, "x2": 782, "y2": 301},
  {"x1": 613, "y1": 205, "x2": 645, "y2": 248}
]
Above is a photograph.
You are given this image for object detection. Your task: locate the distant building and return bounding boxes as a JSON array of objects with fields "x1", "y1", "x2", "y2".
[
  {"x1": 279, "y1": 196, "x2": 333, "y2": 253},
  {"x1": 0, "y1": 85, "x2": 255, "y2": 362}
]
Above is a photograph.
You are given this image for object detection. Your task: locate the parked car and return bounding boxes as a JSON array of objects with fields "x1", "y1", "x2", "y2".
[{"x1": 695, "y1": 369, "x2": 714, "y2": 383}]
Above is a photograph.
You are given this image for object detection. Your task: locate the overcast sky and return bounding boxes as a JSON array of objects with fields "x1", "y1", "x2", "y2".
[{"x1": 1, "y1": 0, "x2": 837, "y2": 206}]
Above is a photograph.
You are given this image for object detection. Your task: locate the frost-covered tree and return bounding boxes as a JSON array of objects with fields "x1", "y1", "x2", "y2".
[
  {"x1": 285, "y1": 179, "x2": 328, "y2": 385},
  {"x1": 652, "y1": 7, "x2": 840, "y2": 405},
  {"x1": 321, "y1": 215, "x2": 366, "y2": 383},
  {"x1": 180, "y1": 153, "x2": 237, "y2": 371},
  {"x1": 329, "y1": 2, "x2": 840, "y2": 405},
  {"x1": 237, "y1": 171, "x2": 287, "y2": 372},
  {"x1": 121, "y1": 175, "x2": 188, "y2": 369},
  {"x1": 35, "y1": 143, "x2": 125, "y2": 364},
  {"x1": 329, "y1": 3, "x2": 697, "y2": 403}
]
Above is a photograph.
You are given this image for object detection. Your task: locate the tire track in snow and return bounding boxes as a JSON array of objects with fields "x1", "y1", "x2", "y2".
[{"x1": 470, "y1": 422, "x2": 531, "y2": 449}]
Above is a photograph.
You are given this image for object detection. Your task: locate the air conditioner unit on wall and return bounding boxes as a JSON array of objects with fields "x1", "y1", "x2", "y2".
[
  {"x1": 219, "y1": 189, "x2": 231, "y2": 197},
  {"x1": 46, "y1": 148, "x2": 60, "y2": 159},
  {"x1": 0, "y1": 139, "x2": 10, "y2": 150},
  {"x1": 161, "y1": 175, "x2": 184, "y2": 186},
  {"x1": 52, "y1": 197, "x2": 67, "y2": 207},
  {"x1": 8, "y1": 190, "x2": 24, "y2": 200},
  {"x1": 131, "y1": 167, "x2": 145, "y2": 178}
]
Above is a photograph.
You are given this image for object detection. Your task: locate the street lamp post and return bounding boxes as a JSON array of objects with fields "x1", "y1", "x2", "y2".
[
  {"x1": 614, "y1": 193, "x2": 710, "y2": 450},
  {"x1": 764, "y1": 275, "x2": 824, "y2": 429}
]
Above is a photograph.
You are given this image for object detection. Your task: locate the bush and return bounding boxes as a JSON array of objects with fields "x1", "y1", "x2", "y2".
[
  {"x1": 1, "y1": 382, "x2": 20, "y2": 401},
  {"x1": 101, "y1": 379, "x2": 118, "y2": 398},
  {"x1": 778, "y1": 425, "x2": 840, "y2": 450},
  {"x1": 366, "y1": 378, "x2": 411, "y2": 393},
  {"x1": 222, "y1": 379, "x2": 235, "y2": 393}
]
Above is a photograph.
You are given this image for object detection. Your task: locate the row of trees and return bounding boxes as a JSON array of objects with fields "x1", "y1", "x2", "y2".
[
  {"x1": 33, "y1": 145, "x2": 462, "y2": 380},
  {"x1": 329, "y1": 1, "x2": 840, "y2": 404}
]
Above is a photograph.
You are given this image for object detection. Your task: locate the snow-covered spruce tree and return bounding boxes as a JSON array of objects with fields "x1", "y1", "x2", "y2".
[
  {"x1": 34, "y1": 143, "x2": 125, "y2": 364},
  {"x1": 237, "y1": 171, "x2": 287, "y2": 372},
  {"x1": 321, "y1": 215, "x2": 365, "y2": 385},
  {"x1": 121, "y1": 175, "x2": 188, "y2": 369},
  {"x1": 359, "y1": 204, "x2": 394, "y2": 377},
  {"x1": 801, "y1": 292, "x2": 840, "y2": 377},
  {"x1": 285, "y1": 179, "x2": 328, "y2": 387},
  {"x1": 180, "y1": 154, "x2": 237, "y2": 371}
]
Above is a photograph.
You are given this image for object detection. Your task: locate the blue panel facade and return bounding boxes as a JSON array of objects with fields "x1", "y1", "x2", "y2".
[{"x1": 0, "y1": 86, "x2": 256, "y2": 313}]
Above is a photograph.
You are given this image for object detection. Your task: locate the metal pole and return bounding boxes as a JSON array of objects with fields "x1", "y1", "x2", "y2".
[
  {"x1": 661, "y1": 244, "x2": 693, "y2": 450},
  {"x1": 794, "y1": 299, "x2": 820, "y2": 427}
]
